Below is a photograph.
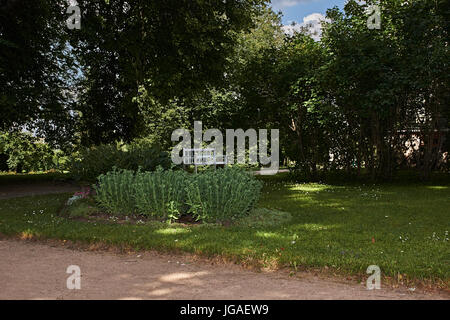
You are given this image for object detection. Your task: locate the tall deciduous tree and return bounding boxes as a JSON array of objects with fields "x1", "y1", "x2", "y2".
[
  {"x1": 0, "y1": 0, "x2": 76, "y2": 146},
  {"x1": 321, "y1": 0, "x2": 449, "y2": 180},
  {"x1": 70, "y1": 0, "x2": 267, "y2": 145}
]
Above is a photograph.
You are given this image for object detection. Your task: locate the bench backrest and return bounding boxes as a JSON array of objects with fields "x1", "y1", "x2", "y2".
[{"x1": 183, "y1": 148, "x2": 215, "y2": 165}]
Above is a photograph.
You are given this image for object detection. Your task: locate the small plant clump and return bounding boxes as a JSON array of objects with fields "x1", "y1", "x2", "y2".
[{"x1": 61, "y1": 188, "x2": 99, "y2": 218}]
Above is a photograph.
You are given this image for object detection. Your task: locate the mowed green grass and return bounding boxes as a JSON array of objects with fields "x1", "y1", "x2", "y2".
[{"x1": 0, "y1": 174, "x2": 448, "y2": 282}]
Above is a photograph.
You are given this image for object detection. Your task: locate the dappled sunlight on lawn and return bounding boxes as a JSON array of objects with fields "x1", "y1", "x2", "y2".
[
  {"x1": 261, "y1": 182, "x2": 403, "y2": 214},
  {"x1": 154, "y1": 227, "x2": 192, "y2": 235},
  {"x1": 292, "y1": 223, "x2": 341, "y2": 232},
  {"x1": 282, "y1": 194, "x2": 317, "y2": 204},
  {"x1": 425, "y1": 186, "x2": 448, "y2": 190},
  {"x1": 254, "y1": 231, "x2": 283, "y2": 239},
  {"x1": 288, "y1": 183, "x2": 331, "y2": 192}
]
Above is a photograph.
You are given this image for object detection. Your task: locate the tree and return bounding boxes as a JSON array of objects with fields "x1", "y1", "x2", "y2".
[
  {"x1": 393, "y1": 0, "x2": 449, "y2": 179},
  {"x1": 0, "y1": 131, "x2": 55, "y2": 172},
  {"x1": 70, "y1": 0, "x2": 267, "y2": 145},
  {"x1": 0, "y1": 0, "x2": 76, "y2": 147},
  {"x1": 321, "y1": 0, "x2": 449, "y2": 180}
]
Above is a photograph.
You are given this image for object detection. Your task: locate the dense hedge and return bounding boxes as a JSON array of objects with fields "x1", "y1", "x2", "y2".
[
  {"x1": 68, "y1": 140, "x2": 171, "y2": 181},
  {"x1": 93, "y1": 167, "x2": 262, "y2": 223}
]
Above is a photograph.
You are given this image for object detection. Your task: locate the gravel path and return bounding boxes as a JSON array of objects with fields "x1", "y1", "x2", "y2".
[{"x1": 0, "y1": 240, "x2": 447, "y2": 300}]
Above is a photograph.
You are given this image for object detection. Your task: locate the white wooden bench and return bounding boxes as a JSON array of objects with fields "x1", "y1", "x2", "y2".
[{"x1": 183, "y1": 148, "x2": 227, "y2": 172}]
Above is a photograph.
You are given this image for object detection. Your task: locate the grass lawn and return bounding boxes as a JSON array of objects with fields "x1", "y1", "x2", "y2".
[{"x1": 0, "y1": 174, "x2": 448, "y2": 285}]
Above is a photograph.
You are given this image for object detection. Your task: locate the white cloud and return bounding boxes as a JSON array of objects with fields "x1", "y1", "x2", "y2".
[{"x1": 281, "y1": 13, "x2": 328, "y2": 41}]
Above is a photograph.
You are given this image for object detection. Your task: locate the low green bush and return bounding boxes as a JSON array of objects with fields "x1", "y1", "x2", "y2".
[
  {"x1": 186, "y1": 167, "x2": 262, "y2": 223},
  {"x1": 125, "y1": 139, "x2": 172, "y2": 172},
  {"x1": 68, "y1": 140, "x2": 171, "y2": 181},
  {"x1": 94, "y1": 169, "x2": 136, "y2": 215},
  {"x1": 93, "y1": 167, "x2": 262, "y2": 223},
  {"x1": 134, "y1": 169, "x2": 189, "y2": 221},
  {"x1": 69, "y1": 144, "x2": 123, "y2": 181}
]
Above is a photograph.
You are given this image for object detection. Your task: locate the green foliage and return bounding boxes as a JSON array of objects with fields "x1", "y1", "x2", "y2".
[
  {"x1": 125, "y1": 139, "x2": 172, "y2": 172},
  {"x1": 0, "y1": 131, "x2": 62, "y2": 172},
  {"x1": 69, "y1": 0, "x2": 267, "y2": 146},
  {"x1": 68, "y1": 140, "x2": 171, "y2": 181},
  {"x1": 186, "y1": 167, "x2": 263, "y2": 223},
  {"x1": 3, "y1": 1, "x2": 448, "y2": 182},
  {"x1": 319, "y1": 0, "x2": 449, "y2": 180},
  {"x1": 93, "y1": 167, "x2": 262, "y2": 223},
  {"x1": 68, "y1": 144, "x2": 125, "y2": 181},
  {"x1": 0, "y1": 0, "x2": 77, "y2": 145},
  {"x1": 94, "y1": 169, "x2": 136, "y2": 215},
  {"x1": 134, "y1": 169, "x2": 189, "y2": 221}
]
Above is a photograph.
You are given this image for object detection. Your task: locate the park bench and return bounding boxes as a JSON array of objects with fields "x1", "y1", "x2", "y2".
[{"x1": 183, "y1": 148, "x2": 227, "y2": 173}]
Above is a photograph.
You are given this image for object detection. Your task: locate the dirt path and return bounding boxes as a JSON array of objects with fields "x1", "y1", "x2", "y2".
[
  {"x1": 0, "y1": 183, "x2": 79, "y2": 200},
  {"x1": 0, "y1": 240, "x2": 447, "y2": 300}
]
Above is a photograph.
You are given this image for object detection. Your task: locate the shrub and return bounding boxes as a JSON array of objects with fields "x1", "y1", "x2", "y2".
[
  {"x1": 134, "y1": 169, "x2": 188, "y2": 221},
  {"x1": 124, "y1": 139, "x2": 172, "y2": 172},
  {"x1": 68, "y1": 140, "x2": 171, "y2": 181},
  {"x1": 93, "y1": 167, "x2": 262, "y2": 223},
  {"x1": 186, "y1": 167, "x2": 262, "y2": 223},
  {"x1": 94, "y1": 169, "x2": 136, "y2": 215}
]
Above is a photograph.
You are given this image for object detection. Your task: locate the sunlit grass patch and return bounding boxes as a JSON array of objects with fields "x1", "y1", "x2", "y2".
[
  {"x1": 154, "y1": 227, "x2": 191, "y2": 235},
  {"x1": 425, "y1": 186, "x2": 448, "y2": 190},
  {"x1": 288, "y1": 183, "x2": 331, "y2": 193}
]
